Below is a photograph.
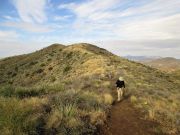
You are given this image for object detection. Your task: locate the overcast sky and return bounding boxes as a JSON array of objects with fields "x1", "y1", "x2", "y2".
[{"x1": 0, "y1": 0, "x2": 180, "y2": 58}]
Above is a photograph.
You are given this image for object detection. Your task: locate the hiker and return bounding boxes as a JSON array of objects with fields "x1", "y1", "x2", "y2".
[{"x1": 116, "y1": 77, "x2": 125, "y2": 101}]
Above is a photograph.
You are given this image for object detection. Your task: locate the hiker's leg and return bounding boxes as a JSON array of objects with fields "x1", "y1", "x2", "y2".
[
  {"x1": 121, "y1": 88, "x2": 124, "y2": 98},
  {"x1": 122, "y1": 88, "x2": 125, "y2": 97},
  {"x1": 117, "y1": 88, "x2": 120, "y2": 101},
  {"x1": 119, "y1": 88, "x2": 123, "y2": 99}
]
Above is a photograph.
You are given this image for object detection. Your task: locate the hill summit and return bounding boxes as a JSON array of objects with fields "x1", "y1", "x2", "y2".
[
  {"x1": 0, "y1": 43, "x2": 179, "y2": 134},
  {"x1": 0, "y1": 43, "x2": 114, "y2": 86}
]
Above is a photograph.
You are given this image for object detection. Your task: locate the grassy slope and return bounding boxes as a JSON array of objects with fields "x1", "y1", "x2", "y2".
[
  {"x1": 171, "y1": 69, "x2": 180, "y2": 80},
  {"x1": 0, "y1": 43, "x2": 179, "y2": 135}
]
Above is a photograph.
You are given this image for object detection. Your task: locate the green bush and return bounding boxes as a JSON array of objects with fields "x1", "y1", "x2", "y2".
[
  {"x1": 15, "y1": 88, "x2": 40, "y2": 98},
  {"x1": 50, "y1": 76, "x2": 56, "y2": 82},
  {"x1": 48, "y1": 67, "x2": 53, "y2": 71},
  {"x1": 29, "y1": 61, "x2": 38, "y2": 66},
  {"x1": 0, "y1": 97, "x2": 47, "y2": 135},
  {"x1": 12, "y1": 73, "x2": 17, "y2": 77},
  {"x1": 66, "y1": 52, "x2": 73, "y2": 58},
  {"x1": 35, "y1": 69, "x2": 44, "y2": 74},
  {"x1": 47, "y1": 58, "x2": 52, "y2": 61},
  {"x1": 40, "y1": 63, "x2": 46, "y2": 67},
  {"x1": 63, "y1": 65, "x2": 71, "y2": 73},
  {"x1": 0, "y1": 85, "x2": 15, "y2": 97}
]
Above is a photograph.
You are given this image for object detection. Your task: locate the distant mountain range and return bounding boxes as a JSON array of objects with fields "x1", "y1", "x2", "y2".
[
  {"x1": 125, "y1": 55, "x2": 180, "y2": 72},
  {"x1": 142, "y1": 57, "x2": 180, "y2": 72},
  {"x1": 124, "y1": 55, "x2": 161, "y2": 62}
]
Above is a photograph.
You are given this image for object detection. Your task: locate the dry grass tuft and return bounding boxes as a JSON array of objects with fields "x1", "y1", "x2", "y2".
[{"x1": 103, "y1": 93, "x2": 114, "y2": 105}]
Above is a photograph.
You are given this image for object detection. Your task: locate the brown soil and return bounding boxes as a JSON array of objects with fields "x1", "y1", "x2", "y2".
[{"x1": 99, "y1": 98, "x2": 163, "y2": 135}]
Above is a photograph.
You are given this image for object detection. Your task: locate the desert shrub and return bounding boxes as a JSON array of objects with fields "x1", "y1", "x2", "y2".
[
  {"x1": 25, "y1": 73, "x2": 29, "y2": 77},
  {"x1": 103, "y1": 93, "x2": 114, "y2": 105},
  {"x1": 45, "y1": 84, "x2": 65, "y2": 93},
  {"x1": 77, "y1": 91, "x2": 105, "y2": 111},
  {"x1": 0, "y1": 86, "x2": 44, "y2": 98},
  {"x1": 15, "y1": 88, "x2": 40, "y2": 98},
  {"x1": 0, "y1": 84, "x2": 109, "y2": 134},
  {"x1": 63, "y1": 65, "x2": 71, "y2": 73},
  {"x1": 89, "y1": 108, "x2": 106, "y2": 125},
  {"x1": 130, "y1": 95, "x2": 137, "y2": 103},
  {"x1": 7, "y1": 71, "x2": 12, "y2": 75},
  {"x1": 0, "y1": 85, "x2": 15, "y2": 97},
  {"x1": 49, "y1": 53, "x2": 54, "y2": 57},
  {"x1": 35, "y1": 69, "x2": 44, "y2": 74},
  {"x1": 60, "y1": 103, "x2": 77, "y2": 117},
  {"x1": 12, "y1": 72, "x2": 17, "y2": 77},
  {"x1": 29, "y1": 61, "x2": 38, "y2": 66},
  {"x1": 45, "y1": 100, "x2": 84, "y2": 134},
  {"x1": 14, "y1": 66, "x2": 18, "y2": 71},
  {"x1": 0, "y1": 97, "x2": 26, "y2": 134},
  {"x1": 47, "y1": 58, "x2": 52, "y2": 61},
  {"x1": 8, "y1": 80, "x2": 13, "y2": 84},
  {"x1": 0, "y1": 84, "x2": 64, "y2": 98},
  {"x1": 50, "y1": 76, "x2": 56, "y2": 82},
  {"x1": 45, "y1": 109, "x2": 63, "y2": 129},
  {"x1": 48, "y1": 67, "x2": 53, "y2": 71},
  {"x1": 66, "y1": 52, "x2": 73, "y2": 59},
  {"x1": 40, "y1": 63, "x2": 46, "y2": 67},
  {"x1": 15, "y1": 84, "x2": 65, "y2": 98},
  {"x1": 0, "y1": 97, "x2": 48, "y2": 135}
]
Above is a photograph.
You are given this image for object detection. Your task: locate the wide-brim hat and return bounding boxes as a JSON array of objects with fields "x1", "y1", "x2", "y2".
[{"x1": 119, "y1": 77, "x2": 123, "y2": 81}]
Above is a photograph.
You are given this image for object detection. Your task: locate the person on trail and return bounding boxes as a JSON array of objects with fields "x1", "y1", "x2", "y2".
[{"x1": 116, "y1": 77, "x2": 125, "y2": 101}]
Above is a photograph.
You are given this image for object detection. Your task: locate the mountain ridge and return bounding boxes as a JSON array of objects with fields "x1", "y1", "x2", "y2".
[
  {"x1": 143, "y1": 57, "x2": 180, "y2": 72},
  {"x1": 124, "y1": 55, "x2": 161, "y2": 62},
  {"x1": 0, "y1": 43, "x2": 179, "y2": 134}
]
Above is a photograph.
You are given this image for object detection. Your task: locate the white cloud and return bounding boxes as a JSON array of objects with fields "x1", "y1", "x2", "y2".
[
  {"x1": 58, "y1": 0, "x2": 180, "y2": 40},
  {"x1": 116, "y1": 14, "x2": 180, "y2": 40},
  {"x1": 2, "y1": 21, "x2": 53, "y2": 33},
  {"x1": 12, "y1": 0, "x2": 47, "y2": 23},
  {"x1": 53, "y1": 15, "x2": 72, "y2": 21},
  {"x1": 3, "y1": 15, "x2": 14, "y2": 20},
  {"x1": 118, "y1": 0, "x2": 180, "y2": 18},
  {"x1": 0, "y1": 41, "x2": 48, "y2": 58},
  {"x1": 95, "y1": 40, "x2": 180, "y2": 58},
  {"x1": 1, "y1": 0, "x2": 180, "y2": 58},
  {"x1": 0, "y1": 30, "x2": 19, "y2": 41},
  {"x1": 59, "y1": 0, "x2": 119, "y2": 21}
]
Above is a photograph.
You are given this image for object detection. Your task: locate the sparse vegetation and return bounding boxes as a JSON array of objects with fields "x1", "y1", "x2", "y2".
[
  {"x1": 130, "y1": 95, "x2": 137, "y2": 103},
  {"x1": 40, "y1": 63, "x2": 46, "y2": 67},
  {"x1": 48, "y1": 67, "x2": 53, "y2": 71},
  {"x1": 29, "y1": 61, "x2": 38, "y2": 66},
  {"x1": 47, "y1": 58, "x2": 52, "y2": 61},
  {"x1": 50, "y1": 76, "x2": 56, "y2": 82},
  {"x1": 0, "y1": 43, "x2": 179, "y2": 134},
  {"x1": 63, "y1": 65, "x2": 71, "y2": 73},
  {"x1": 35, "y1": 69, "x2": 44, "y2": 74}
]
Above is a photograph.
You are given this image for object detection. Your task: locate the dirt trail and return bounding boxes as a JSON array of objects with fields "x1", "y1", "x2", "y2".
[{"x1": 100, "y1": 98, "x2": 161, "y2": 135}]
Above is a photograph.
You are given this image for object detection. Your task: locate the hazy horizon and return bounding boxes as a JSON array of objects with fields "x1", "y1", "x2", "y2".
[
  {"x1": 1, "y1": 40, "x2": 180, "y2": 59},
  {"x1": 0, "y1": 0, "x2": 180, "y2": 58}
]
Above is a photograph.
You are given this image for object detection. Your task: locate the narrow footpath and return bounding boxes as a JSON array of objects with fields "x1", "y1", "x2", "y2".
[{"x1": 100, "y1": 98, "x2": 162, "y2": 135}]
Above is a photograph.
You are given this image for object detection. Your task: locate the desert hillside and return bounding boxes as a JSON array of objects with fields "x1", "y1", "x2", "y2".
[
  {"x1": 142, "y1": 57, "x2": 180, "y2": 72},
  {"x1": 0, "y1": 43, "x2": 179, "y2": 135}
]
